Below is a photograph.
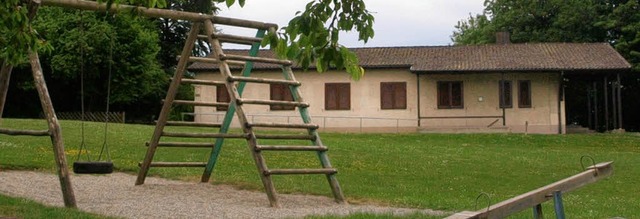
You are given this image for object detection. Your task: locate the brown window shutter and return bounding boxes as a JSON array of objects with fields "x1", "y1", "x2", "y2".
[
  {"x1": 381, "y1": 83, "x2": 393, "y2": 109},
  {"x1": 395, "y1": 83, "x2": 407, "y2": 109},
  {"x1": 270, "y1": 84, "x2": 294, "y2": 110},
  {"x1": 216, "y1": 85, "x2": 230, "y2": 111}
]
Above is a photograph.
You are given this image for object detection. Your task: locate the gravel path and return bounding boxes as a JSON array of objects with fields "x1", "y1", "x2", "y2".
[{"x1": 0, "y1": 170, "x2": 448, "y2": 218}]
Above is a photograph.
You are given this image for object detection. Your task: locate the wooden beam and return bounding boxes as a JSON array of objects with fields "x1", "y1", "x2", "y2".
[
  {"x1": 0, "y1": 61, "x2": 12, "y2": 124},
  {"x1": 40, "y1": 0, "x2": 278, "y2": 29},
  {"x1": 29, "y1": 52, "x2": 77, "y2": 208},
  {"x1": 445, "y1": 162, "x2": 613, "y2": 219}
]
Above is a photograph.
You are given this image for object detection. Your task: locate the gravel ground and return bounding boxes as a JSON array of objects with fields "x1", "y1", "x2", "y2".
[{"x1": 0, "y1": 170, "x2": 448, "y2": 219}]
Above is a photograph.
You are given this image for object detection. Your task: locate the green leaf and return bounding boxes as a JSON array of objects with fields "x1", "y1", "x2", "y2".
[
  {"x1": 238, "y1": 0, "x2": 245, "y2": 7},
  {"x1": 226, "y1": 0, "x2": 235, "y2": 7}
]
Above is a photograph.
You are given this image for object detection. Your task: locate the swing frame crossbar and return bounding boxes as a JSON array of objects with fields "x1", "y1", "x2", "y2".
[{"x1": 0, "y1": 0, "x2": 277, "y2": 208}]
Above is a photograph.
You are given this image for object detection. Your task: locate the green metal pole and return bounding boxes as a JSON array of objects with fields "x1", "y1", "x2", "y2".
[{"x1": 201, "y1": 29, "x2": 266, "y2": 182}]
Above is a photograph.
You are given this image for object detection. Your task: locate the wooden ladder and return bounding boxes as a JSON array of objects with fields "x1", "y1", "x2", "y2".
[{"x1": 135, "y1": 19, "x2": 344, "y2": 207}]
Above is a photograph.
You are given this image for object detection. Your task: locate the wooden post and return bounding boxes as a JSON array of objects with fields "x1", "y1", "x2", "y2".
[
  {"x1": 612, "y1": 80, "x2": 617, "y2": 129},
  {"x1": 0, "y1": 61, "x2": 13, "y2": 123},
  {"x1": 29, "y1": 52, "x2": 77, "y2": 208},
  {"x1": 593, "y1": 81, "x2": 599, "y2": 131},
  {"x1": 603, "y1": 76, "x2": 609, "y2": 131},
  {"x1": 587, "y1": 88, "x2": 592, "y2": 130},
  {"x1": 616, "y1": 73, "x2": 623, "y2": 129}
]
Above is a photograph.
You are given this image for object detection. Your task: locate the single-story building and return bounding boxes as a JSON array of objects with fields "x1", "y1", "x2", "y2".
[{"x1": 188, "y1": 42, "x2": 631, "y2": 134}]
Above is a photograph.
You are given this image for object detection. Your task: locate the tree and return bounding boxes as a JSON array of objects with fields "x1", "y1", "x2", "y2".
[
  {"x1": 452, "y1": 0, "x2": 640, "y2": 131},
  {"x1": 3, "y1": 7, "x2": 167, "y2": 120},
  {"x1": 2, "y1": 0, "x2": 374, "y2": 78},
  {"x1": 452, "y1": 0, "x2": 607, "y2": 44}
]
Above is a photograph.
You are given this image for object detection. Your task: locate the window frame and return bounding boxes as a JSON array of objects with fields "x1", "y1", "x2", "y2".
[
  {"x1": 380, "y1": 82, "x2": 407, "y2": 110},
  {"x1": 325, "y1": 83, "x2": 351, "y2": 110},
  {"x1": 437, "y1": 81, "x2": 464, "y2": 109},
  {"x1": 499, "y1": 80, "x2": 513, "y2": 108},
  {"x1": 518, "y1": 80, "x2": 532, "y2": 108},
  {"x1": 269, "y1": 84, "x2": 295, "y2": 111}
]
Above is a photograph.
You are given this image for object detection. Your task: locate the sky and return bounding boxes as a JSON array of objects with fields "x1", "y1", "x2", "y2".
[{"x1": 216, "y1": 0, "x2": 486, "y2": 48}]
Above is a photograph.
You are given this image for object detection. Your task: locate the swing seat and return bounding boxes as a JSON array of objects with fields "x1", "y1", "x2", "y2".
[{"x1": 73, "y1": 161, "x2": 113, "y2": 174}]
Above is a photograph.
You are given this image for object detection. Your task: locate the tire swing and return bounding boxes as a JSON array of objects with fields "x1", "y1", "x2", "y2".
[{"x1": 73, "y1": 13, "x2": 114, "y2": 174}]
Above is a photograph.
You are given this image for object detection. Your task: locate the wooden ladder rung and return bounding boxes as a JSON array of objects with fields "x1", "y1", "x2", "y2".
[
  {"x1": 165, "y1": 121, "x2": 222, "y2": 128},
  {"x1": 247, "y1": 122, "x2": 319, "y2": 129},
  {"x1": 236, "y1": 98, "x2": 309, "y2": 108},
  {"x1": 180, "y1": 78, "x2": 225, "y2": 86},
  {"x1": 146, "y1": 142, "x2": 215, "y2": 148},
  {"x1": 256, "y1": 145, "x2": 328, "y2": 151},
  {"x1": 219, "y1": 54, "x2": 292, "y2": 66},
  {"x1": 253, "y1": 134, "x2": 316, "y2": 140},
  {"x1": 162, "y1": 131, "x2": 248, "y2": 139},
  {"x1": 228, "y1": 76, "x2": 301, "y2": 86},
  {"x1": 179, "y1": 56, "x2": 246, "y2": 66},
  {"x1": 265, "y1": 168, "x2": 337, "y2": 175},
  {"x1": 169, "y1": 100, "x2": 229, "y2": 107},
  {"x1": 0, "y1": 128, "x2": 50, "y2": 136},
  {"x1": 140, "y1": 162, "x2": 207, "y2": 167},
  {"x1": 213, "y1": 33, "x2": 263, "y2": 45}
]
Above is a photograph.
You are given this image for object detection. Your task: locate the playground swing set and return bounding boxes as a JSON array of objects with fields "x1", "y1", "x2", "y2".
[{"x1": 0, "y1": 0, "x2": 614, "y2": 217}]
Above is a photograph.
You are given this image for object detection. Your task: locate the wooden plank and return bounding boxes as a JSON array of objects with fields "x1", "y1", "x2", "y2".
[
  {"x1": 247, "y1": 122, "x2": 319, "y2": 129},
  {"x1": 0, "y1": 61, "x2": 12, "y2": 123},
  {"x1": 141, "y1": 162, "x2": 207, "y2": 167},
  {"x1": 212, "y1": 33, "x2": 263, "y2": 45},
  {"x1": 0, "y1": 128, "x2": 50, "y2": 136},
  {"x1": 136, "y1": 22, "x2": 202, "y2": 186},
  {"x1": 237, "y1": 98, "x2": 309, "y2": 108},
  {"x1": 183, "y1": 56, "x2": 245, "y2": 66},
  {"x1": 228, "y1": 76, "x2": 301, "y2": 86},
  {"x1": 445, "y1": 162, "x2": 614, "y2": 219},
  {"x1": 281, "y1": 65, "x2": 345, "y2": 204},
  {"x1": 256, "y1": 145, "x2": 328, "y2": 151},
  {"x1": 180, "y1": 78, "x2": 225, "y2": 86},
  {"x1": 219, "y1": 54, "x2": 292, "y2": 66},
  {"x1": 265, "y1": 168, "x2": 337, "y2": 175},
  {"x1": 202, "y1": 20, "x2": 281, "y2": 207},
  {"x1": 145, "y1": 142, "x2": 215, "y2": 148},
  {"x1": 254, "y1": 134, "x2": 316, "y2": 140},
  {"x1": 41, "y1": 0, "x2": 278, "y2": 30},
  {"x1": 170, "y1": 100, "x2": 229, "y2": 107},
  {"x1": 164, "y1": 121, "x2": 222, "y2": 128},
  {"x1": 29, "y1": 51, "x2": 77, "y2": 208},
  {"x1": 162, "y1": 131, "x2": 248, "y2": 139}
]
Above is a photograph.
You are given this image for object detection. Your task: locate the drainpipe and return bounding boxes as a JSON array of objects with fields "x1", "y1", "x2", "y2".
[
  {"x1": 416, "y1": 73, "x2": 421, "y2": 127},
  {"x1": 557, "y1": 71, "x2": 564, "y2": 134}
]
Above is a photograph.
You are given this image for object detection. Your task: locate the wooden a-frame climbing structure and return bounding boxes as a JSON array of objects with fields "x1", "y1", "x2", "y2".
[{"x1": 1, "y1": 0, "x2": 344, "y2": 208}]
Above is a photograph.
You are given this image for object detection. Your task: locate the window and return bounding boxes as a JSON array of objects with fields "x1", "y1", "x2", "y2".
[
  {"x1": 325, "y1": 83, "x2": 350, "y2": 110},
  {"x1": 437, "y1": 81, "x2": 463, "y2": 109},
  {"x1": 270, "y1": 84, "x2": 295, "y2": 110},
  {"x1": 216, "y1": 85, "x2": 230, "y2": 111},
  {"x1": 499, "y1": 80, "x2": 512, "y2": 108},
  {"x1": 518, "y1": 80, "x2": 532, "y2": 108},
  {"x1": 380, "y1": 82, "x2": 407, "y2": 109}
]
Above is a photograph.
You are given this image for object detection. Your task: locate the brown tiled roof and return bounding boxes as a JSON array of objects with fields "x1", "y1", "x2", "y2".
[{"x1": 188, "y1": 43, "x2": 631, "y2": 73}]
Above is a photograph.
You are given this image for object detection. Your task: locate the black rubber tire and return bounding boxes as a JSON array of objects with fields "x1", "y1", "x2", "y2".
[{"x1": 73, "y1": 161, "x2": 114, "y2": 174}]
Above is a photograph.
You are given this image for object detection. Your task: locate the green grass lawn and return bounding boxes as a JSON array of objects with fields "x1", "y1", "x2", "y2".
[{"x1": 1, "y1": 118, "x2": 639, "y2": 218}]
